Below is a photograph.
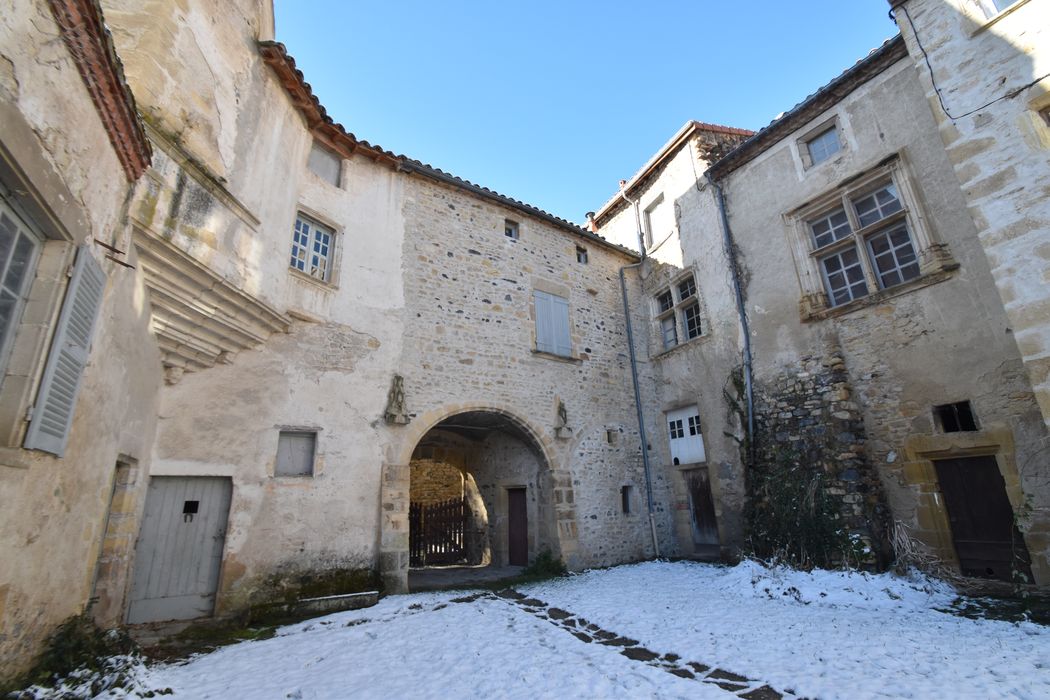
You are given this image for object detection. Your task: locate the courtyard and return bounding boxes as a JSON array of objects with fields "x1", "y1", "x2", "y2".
[{"x1": 24, "y1": 560, "x2": 1050, "y2": 699}]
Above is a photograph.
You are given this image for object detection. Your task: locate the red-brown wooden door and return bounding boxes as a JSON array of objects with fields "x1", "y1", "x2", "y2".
[
  {"x1": 508, "y1": 488, "x2": 528, "y2": 566},
  {"x1": 934, "y1": 456, "x2": 1032, "y2": 582}
]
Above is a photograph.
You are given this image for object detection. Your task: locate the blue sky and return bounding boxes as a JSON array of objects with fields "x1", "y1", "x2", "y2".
[{"x1": 273, "y1": 1, "x2": 898, "y2": 224}]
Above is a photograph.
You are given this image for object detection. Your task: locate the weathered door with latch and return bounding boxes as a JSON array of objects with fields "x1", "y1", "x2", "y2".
[
  {"x1": 127, "y1": 476, "x2": 232, "y2": 623},
  {"x1": 685, "y1": 468, "x2": 720, "y2": 559},
  {"x1": 934, "y1": 456, "x2": 1032, "y2": 582}
]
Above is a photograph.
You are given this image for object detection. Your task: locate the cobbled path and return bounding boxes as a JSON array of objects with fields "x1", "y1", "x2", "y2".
[{"x1": 490, "y1": 588, "x2": 798, "y2": 699}]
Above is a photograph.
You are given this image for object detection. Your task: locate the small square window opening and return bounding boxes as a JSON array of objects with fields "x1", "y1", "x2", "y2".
[
  {"x1": 806, "y1": 126, "x2": 841, "y2": 166},
  {"x1": 576, "y1": 246, "x2": 588, "y2": 264},
  {"x1": 934, "y1": 401, "x2": 978, "y2": 433},
  {"x1": 505, "y1": 220, "x2": 519, "y2": 240},
  {"x1": 276, "y1": 430, "x2": 317, "y2": 476}
]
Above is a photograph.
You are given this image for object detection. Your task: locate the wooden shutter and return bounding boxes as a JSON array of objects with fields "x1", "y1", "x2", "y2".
[
  {"x1": 24, "y1": 247, "x2": 106, "y2": 456},
  {"x1": 551, "y1": 294, "x2": 572, "y2": 357},
  {"x1": 534, "y1": 290, "x2": 554, "y2": 353}
]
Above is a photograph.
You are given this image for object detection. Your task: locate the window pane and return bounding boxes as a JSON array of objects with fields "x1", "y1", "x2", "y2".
[
  {"x1": 866, "y1": 224, "x2": 920, "y2": 289},
  {"x1": 683, "y1": 303, "x2": 702, "y2": 340},
  {"x1": 291, "y1": 214, "x2": 334, "y2": 281},
  {"x1": 821, "y1": 246, "x2": 868, "y2": 306},
  {"x1": 807, "y1": 127, "x2": 840, "y2": 165},
  {"x1": 809, "y1": 209, "x2": 851, "y2": 249},
  {"x1": 677, "y1": 276, "x2": 696, "y2": 301},
  {"x1": 853, "y1": 183, "x2": 901, "y2": 227},
  {"x1": 657, "y1": 290, "x2": 674, "y2": 313},
  {"x1": 661, "y1": 315, "x2": 678, "y2": 350}
]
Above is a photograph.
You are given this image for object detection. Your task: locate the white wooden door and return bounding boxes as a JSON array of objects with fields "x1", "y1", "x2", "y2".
[{"x1": 127, "y1": 476, "x2": 232, "y2": 624}]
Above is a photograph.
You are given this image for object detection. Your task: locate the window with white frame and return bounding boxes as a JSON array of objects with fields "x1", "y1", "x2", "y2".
[
  {"x1": 505, "y1": 219, "x2": 519, "y2": 240},
  {"x1": 290, "y1": 213, "x2": 335, "y2": 282},
  {"x1": 667, "y1": 405, "x2": 705, "y2": 465},
  {"x1": 654, "y1": 273, "x2": 703, "y2": 351},
  {"x1": 809, "y1": 180, "x2": 920, "y2": 307},
  {"x1": 533, "y1": 289, "x2": 572, "y2": 357}
]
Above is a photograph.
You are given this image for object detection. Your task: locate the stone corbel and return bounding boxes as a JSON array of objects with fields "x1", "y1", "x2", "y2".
[
  {"x1": 918, "y1": 242, "x2": 960, "y2": 275},
  {"x1": 554, "y1": 399, "x2": 573, "y2": 440},
  {"x1": 799, "y1": 291, "x2": 829, "y2": 319}
]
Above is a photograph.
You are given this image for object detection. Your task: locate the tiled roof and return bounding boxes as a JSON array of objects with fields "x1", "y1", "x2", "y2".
[
  {"x1": 258, "y1": 41, "x2": 638, "y2": 260},
  {"x1": 708, "y1": 35, "x2": 907, "y2": 179},
  {"x1": 48, "y1": 0, "x2": 151, "y2": 180},
  {"x1": 593, "y1": 120, "x2": 756, "y2": 223}
]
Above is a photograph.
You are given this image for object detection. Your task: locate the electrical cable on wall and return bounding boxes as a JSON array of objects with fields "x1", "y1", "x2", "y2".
[{"x1": 892, "y1": 4, "x2": 1049, "y2": 122}]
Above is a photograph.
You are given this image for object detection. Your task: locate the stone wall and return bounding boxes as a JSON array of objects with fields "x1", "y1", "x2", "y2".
[
  {"x1": 751, "y1": 345, "x2": 889, "y2": 565},
  {"x1": 410, "y1": 459, "x2": 464, "y2": 505},
  {"x1": 894, "y1": 0, "x2": 1050, "y2": 428}
]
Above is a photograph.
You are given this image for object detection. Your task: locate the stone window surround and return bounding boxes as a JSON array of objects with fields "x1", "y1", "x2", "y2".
[
  {"x1": 271, "y1": 424, "x2": 324, "y2": 479},
  {"x1": 288, "y1": 205, "x2": 343, "y2": 290},
  {"x1": 529, "y1": 278, "x2": 580, "y2": 364},
  {"x1": 796, "y1": 116, "x2": 847, "y2": 171},
  {"x1": 785, "y1": 152, "x2": 959, "y2": 321},
  {"x1": 0, "y1": 126, "x2": 87, "y2": 457},
  {"x1": 651, "y1": 269, "x2": 708, "y2": 357},
  {"x1": 901, "y1": 426, "x2": 1047, "y2": 585}
]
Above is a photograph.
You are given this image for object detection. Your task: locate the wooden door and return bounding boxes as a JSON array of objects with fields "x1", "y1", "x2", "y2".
[
  {"x1": 685, "y1": 468, "x2": 720, "y2": 559},
  {"x1": 507, "y1": 488, "x2": 528, "y2": 566},
  {"x1": 934, "y1": 456, "x2": 1032, "y2": 582},
  {"x1": 127, "y1": 476, "x2": 232, "y2": 623}
]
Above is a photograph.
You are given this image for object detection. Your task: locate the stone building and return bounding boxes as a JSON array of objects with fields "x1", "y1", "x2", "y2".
[
  {"x1": 2, "y1": 0, "x2": 1049, "y2": 683},
  {"x1": 0, "y1": 0, "x2": 158, "y2": 677},
  {"x1": 888, "y1": 0, "x2": 1050, "y2": 429},
  {"x1": 595, "y1": 33, "x2": 1050, "y2": 582}
]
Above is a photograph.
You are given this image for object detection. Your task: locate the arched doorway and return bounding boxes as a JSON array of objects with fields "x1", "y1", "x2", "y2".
[{"x1": 380, "y1": 408, "x2": 566, "y2": 592}]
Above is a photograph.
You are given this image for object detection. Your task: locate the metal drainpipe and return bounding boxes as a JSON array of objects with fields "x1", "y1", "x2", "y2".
[
  {"x1": 617, "y1": 184, "x2": 660, "y2": 558},
  {"x1": 706, "y1": 173, "x2": 755, "y2": 452}
]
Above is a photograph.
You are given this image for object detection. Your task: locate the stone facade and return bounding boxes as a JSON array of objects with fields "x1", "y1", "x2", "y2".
[
  {"x1": 891, "y1": 0, "x2": 1050, "y2": 430},
  {"x1": 3, "y1": 0, "x2": 1050, "y2": 683},
  {"x1": 0, "y1": 0, "x2": 158, "y2": 679}
]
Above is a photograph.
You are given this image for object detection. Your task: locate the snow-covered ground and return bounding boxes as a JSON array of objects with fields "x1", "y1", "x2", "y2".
[{"x1": 26, "y1": 560, "x2": 1050, "y2": 699}]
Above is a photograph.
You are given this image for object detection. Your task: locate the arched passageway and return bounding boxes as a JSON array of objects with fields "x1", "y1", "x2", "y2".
[{"x1": 402, "y1": 410, "x2": 557, "y2": 590}]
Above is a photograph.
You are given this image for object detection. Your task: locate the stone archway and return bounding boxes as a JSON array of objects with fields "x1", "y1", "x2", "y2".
[{"x1": 379, "y1": 406, "x2": 578, "y2": 592}]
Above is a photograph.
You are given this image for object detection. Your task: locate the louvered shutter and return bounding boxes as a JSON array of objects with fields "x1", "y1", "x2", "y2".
[
  {"x1": 24, "y1": 247, "x2": 106, "y2": 456},
  {"x1": 551, "y1": 294, "x2": 572, "y2": 357},
  {"x1": 534, "y1": 290, "x2": 554, "y2": 353}
]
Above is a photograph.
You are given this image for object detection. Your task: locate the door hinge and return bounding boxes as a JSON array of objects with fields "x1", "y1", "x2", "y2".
[
  {"x1": 66, "y1": 263, "x2": 75, "y2": 278},
  {"x1": 24, "y1": 404, "x2": 34, "y2": 422}
]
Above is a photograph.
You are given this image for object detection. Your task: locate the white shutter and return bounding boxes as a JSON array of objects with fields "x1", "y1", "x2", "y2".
[
  {"x1": 552, "y1": 294, "x2": 572, "y2": 357},
  {"x1": 534, "y1": 290, "x2": 554, "y2": 353},
  {"x1": 24, "y1": 247, "x2": 106, "y2": 456}
]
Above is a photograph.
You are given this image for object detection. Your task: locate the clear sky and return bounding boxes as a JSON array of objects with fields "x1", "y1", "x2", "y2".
[{"x1": 272, "y1": 1, "x2": 898, "y2": 224}]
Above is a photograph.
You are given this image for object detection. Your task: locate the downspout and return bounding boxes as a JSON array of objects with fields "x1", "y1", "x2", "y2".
[
  {"x1": 615, "y1": 183, "x2": 660, "y2": 558},
  {"x1": 706, "y1": 173, "x2": 755, "y2": 455}
]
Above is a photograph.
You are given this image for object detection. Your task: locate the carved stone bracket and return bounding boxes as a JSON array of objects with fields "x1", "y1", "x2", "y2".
[{"x1": 133, "y1": 228, "x2": 291, "y2": 382}]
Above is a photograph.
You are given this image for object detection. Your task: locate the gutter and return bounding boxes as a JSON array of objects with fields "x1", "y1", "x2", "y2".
[
  {"x1": 617, "y1": 185, "x2": 660, "y2": 558},
  {"x1": 706, "y1": 174, "x2": 755, "y2": 454}
]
